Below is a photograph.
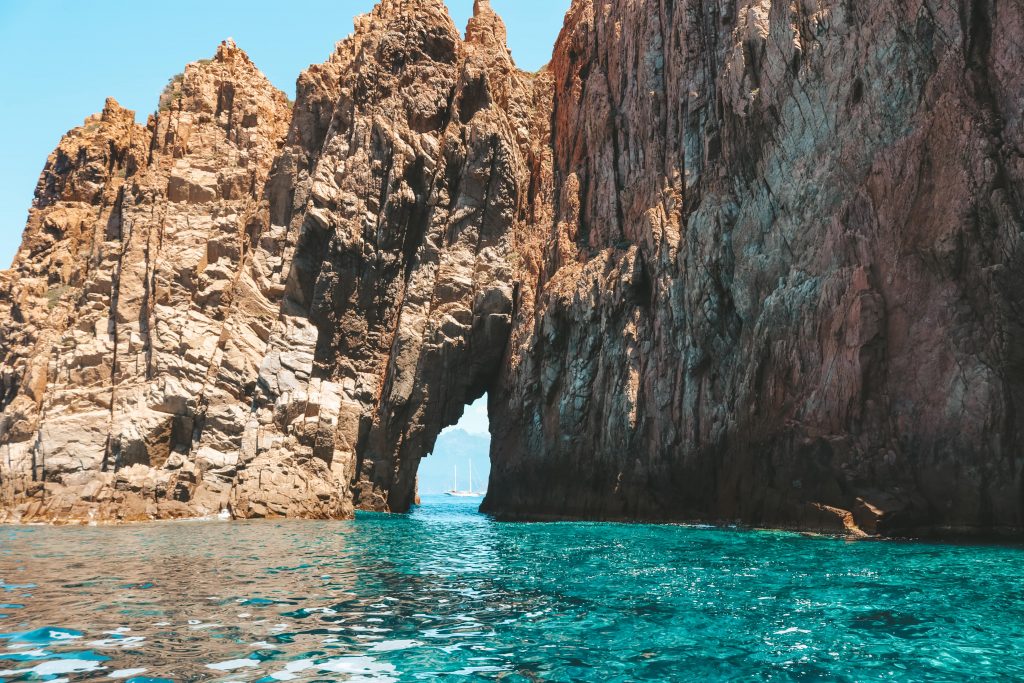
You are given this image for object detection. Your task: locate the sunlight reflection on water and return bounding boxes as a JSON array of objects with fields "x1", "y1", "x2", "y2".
[{"x1": 1, "y1": 496, "x2": 1023, "y2": 681}]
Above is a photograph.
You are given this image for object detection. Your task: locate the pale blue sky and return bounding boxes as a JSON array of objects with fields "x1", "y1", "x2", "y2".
[
  {"x1": 0, "y1": 0, "x2": 570, "y2": 268},
  {"x1": 453, "y1": 395, "x2": 490, "y2": 436},
  {"x1": 421, "y1": 394, "x2": 490, "y2": 493}
]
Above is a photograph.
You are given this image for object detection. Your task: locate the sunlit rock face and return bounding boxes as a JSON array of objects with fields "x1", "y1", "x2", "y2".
[
  {"x1": 2, "y1": 0, "x2": 1024, "y2": 536},
  {"x1": 0, "y1": 41, "x2": 346, "y2": 521}
]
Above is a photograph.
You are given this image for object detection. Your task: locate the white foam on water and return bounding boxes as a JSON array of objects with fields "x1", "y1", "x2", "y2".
[
  {"x1": 304, "y1": 607, "x2": 338, "y2": 615},
  {"x1": 452, "y1": 665, "x2": 509, "y2": 675},
  {"x1": 89, "y1": 636, "x2": 146, "y2": 648},
  {"x1": 267, "y1": 658, "x2": 316, "y2": 681},
  {"x1": 774, "y1": 627, "x2": 811, "y2": 635},
  {"x1": 369, "y1": 639, "x2": 422, "y2": 652},
  {"x1": 2, "y1": 648, "x2": 48, "y2": 658},
  {"x1": 207, "y1": 658, "x2": 260, "y2": 671},
  {"x1": 110, "y1": 668, "x2": 148, "y2": 679},
  {"x1": 317, "y1": 655, "x2": 397, "y2": 681},
  {"x1": 47, "y1": 629, "x2": 81, "y2": 641},
  {"x1": 0, "y1": 659, "x2": 104, "y2": 676}
]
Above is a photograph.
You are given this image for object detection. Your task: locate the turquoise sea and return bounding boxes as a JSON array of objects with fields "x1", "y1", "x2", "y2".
[{"x1": 0, "y1": 495, "x2": 1022, "y2": 681}]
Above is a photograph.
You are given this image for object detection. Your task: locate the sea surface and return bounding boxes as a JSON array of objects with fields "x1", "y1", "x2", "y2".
[{"x1": 1, "y1": 495, "x2": 1022, "y2": 682}]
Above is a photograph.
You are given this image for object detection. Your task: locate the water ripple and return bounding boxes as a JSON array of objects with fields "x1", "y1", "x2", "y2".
[{"x1": 0, "y1": 497, "x2": 1022, "y2": 681}]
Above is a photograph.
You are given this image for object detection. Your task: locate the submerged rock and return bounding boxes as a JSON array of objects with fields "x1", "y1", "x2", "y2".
[{"x1": 1, "y1": 0, "x2": 1023, "y2": 537}]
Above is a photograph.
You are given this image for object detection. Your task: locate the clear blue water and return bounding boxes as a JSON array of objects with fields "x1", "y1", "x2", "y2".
[{"x1": 1, "y1": 495, "x2": 1022, "y2": 682}]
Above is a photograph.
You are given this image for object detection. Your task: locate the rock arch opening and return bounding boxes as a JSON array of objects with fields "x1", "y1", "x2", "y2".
[{"x1": 415, "y1": 394, "x2": 491, "y2": 501}]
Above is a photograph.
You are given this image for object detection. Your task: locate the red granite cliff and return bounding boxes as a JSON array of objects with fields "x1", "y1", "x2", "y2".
[{"x1": 2, "y1": 0, "x2": 1022, "y2": 537}]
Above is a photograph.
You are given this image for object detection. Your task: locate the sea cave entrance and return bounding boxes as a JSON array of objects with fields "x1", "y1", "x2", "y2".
[{"x1": 415, "y1": 394, "x2": 491, "y2": 502}]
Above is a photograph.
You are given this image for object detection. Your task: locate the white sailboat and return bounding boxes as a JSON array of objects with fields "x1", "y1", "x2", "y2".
[{"x1": 446, "y1": 461, "x2": 482, "y2": 498}]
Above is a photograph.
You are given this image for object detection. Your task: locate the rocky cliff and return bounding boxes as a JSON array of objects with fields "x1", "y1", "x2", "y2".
[
  {"x1": 484, "y1": 0, "x2": 1024, "y2": 538},
  {"x1": 2, "y1": 0, "x2": 1022, "y2": 536},
  {"x1": 0, "y1": 41, "x2": 347, "y2": 521}
]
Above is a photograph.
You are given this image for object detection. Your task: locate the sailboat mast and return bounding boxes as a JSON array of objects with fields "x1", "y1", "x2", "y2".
[
  {"x1": 454, "y1": 464, "x2": 457, "y2": 492},
  {"x1": 469, "y1": 460, "x2": 473, "y2": 494}
]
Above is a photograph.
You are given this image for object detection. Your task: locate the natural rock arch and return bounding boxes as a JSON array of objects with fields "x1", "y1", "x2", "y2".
[
  {"x1": 2, "y1": 0, "x2": 1024, "y2": 538},
  {"x1": 244, "y1": 0, "x2": 538, "y2": 515}
]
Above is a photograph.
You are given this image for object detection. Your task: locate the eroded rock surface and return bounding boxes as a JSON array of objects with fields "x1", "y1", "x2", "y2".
[
  {"x1": 0, "y1": 41, "x2": 348, "y2": 522},
  {"x1": 2, "y1": 0, "x2": 1023, "y2": 536},
  {"x1": 484, "y1": 0, "x2": 1024, "y2": 537},
  {"x1": 246, "y1": 0, "x2": 548, "y2": 514}
]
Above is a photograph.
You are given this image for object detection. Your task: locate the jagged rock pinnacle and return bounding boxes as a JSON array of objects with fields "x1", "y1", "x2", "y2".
[
  {"x1": 213, "y1": 37, "x2": 253, "y2": 66},
  {"x1": 100, "y1": 97, "x2": 133, "y2": 123},
  {"x1": 373, "y1": 0, "x2": 448, "y2": 18},
  {"x1": 466, "y1": 0, "x2": 508, "y2": 50}
]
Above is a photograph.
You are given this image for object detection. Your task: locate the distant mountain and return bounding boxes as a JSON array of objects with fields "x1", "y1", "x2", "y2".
[{"x1": 417, "y1": 429, "x2": 491, "y2": 495}]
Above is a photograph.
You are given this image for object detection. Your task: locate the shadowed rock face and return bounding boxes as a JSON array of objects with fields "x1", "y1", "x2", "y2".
[
  {"x1": 2, "y1": 0, "x2": 1023, "y2": 536},
  {"x1": 485, "y1": 0, "x2": 1024, "y2": 537},
  {"x1": 245, "y1": 0, "x2": 548, "y2": 515}
]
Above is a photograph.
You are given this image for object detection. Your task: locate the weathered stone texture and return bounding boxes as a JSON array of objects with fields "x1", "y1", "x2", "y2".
[
  {"x1": 484, "y1": 0, "x2": 1024, "y2": 537},
  {"x1": 0, "y1": 41, "x2": 349, "y2": 522},
  {"x1": 247, "y1": 0, "x2": 547, "y2": 514},
  {"x1": 2, "y1": 0, "x2": 1023, "y2": 536}
]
